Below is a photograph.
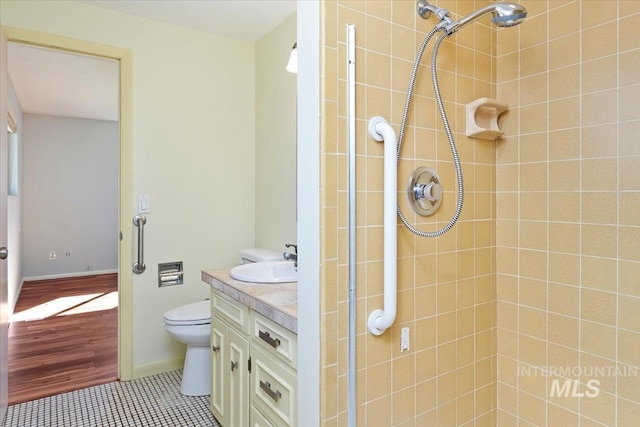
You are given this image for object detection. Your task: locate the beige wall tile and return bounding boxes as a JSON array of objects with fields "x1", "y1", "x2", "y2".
[
  {"x1": 620, "y1": 13, "x2": 640, "y2": 52},
  {"x1": 582, "y1": 191, "x2": 617, "y2": 225},
  {"x1": 579, "y1": 390, "x2": 616, "y2": 427},
  {"x1": 581, "y1": 224, "x2": 617, "y2": 258},
  {"x1": 581, "y1": 288, "x2": 617, "y2": 326},
  {"x1": 549, "y1": 128, "x2": 579, "y2": 161},
  {"x1": 580, "y1": 320, "x2": 616, "y2": 360},
  {"x1": 549, "y1": 192, "x2": 580, "y2": 222},
  {"x1": 548, "y1": 283, "x2": 579, "y2": 317},
  {"x1": 549, "y1": 33, "x2": 580, "y2": 70},
  {"x1": 549, "y1": 96, "x2": 579, "y2": 130},
  {"x1": 548, "y1": 253, "x2": 580, "y2": 286},
  {"x1": 549, "y1": 160, "x2": 579, "y2": 191},
  {"x1": 519, "y1": 306, "x2": 546, "y2": 339},
  {"x1": 620, "y1": 156, "x2": 640, "y2": 190},
  {"x1": 549, "y1": 222, "x2": 580, "y2": 254},
  {"x1": 620, "y1": 192, "x2": 640, "y2": 227},
  {"x1": 618, "y1": 398, "x2": 640, "y2": 427},
  {"x1": 582, "y1": 89, "x2": 618, "y2": 126},
  {"x1": 549, "y1": 313, "x2": 579, "y2": 349},
  {"x1": 620, "y1": 49, "x2": 640, "y2": 87},
  {"x1": 619, "y1": 261, "x2": 640, "y2": 297},
  {"x1": 618, "y1": 329, "x2": 640, "y2": 368},
  {"x1": 581, "y1": 124, "x2": 617, "y2": 159},
  {"x1": 582, "y1": 22, "x2": 617, "y2": 61},
  {"x1": 619, "y1": 226, "x2": 640, "y2": 262},
  {"x1": 620, "y1": 84, "x2": 640, "y2": 121},
  {"x1": 619, "y1": 295, "x2": 640, "y2": 333},
  {"x1": 581, "y1": 256, "x2": 617, "y2": 292},
  {"x1": 582, "y1": 56, "x2": 618, "y2": 94},
  {"x1": 549, "y1": 65, "x2": 579, "y2": 100},
  {"x1": 324, "y1": 1, "x2": 638, "y2": 424},
  {"x1": 549, "y1": 1, "x2": 579, "y2": 39},
  {"x1": 518, "y1": 390, "x2": 547, "y2": 426}
]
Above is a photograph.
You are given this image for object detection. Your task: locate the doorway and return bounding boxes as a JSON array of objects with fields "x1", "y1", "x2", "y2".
[
  {"x1": 0, "y1": 27, "x2": 134, "y2": 409},
  {"x1": 6, "y1": 41, "x2": 118, "y2": 403}
]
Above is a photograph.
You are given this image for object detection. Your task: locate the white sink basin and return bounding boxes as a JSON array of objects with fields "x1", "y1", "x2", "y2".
[{"x1": 229, "y1": 261, "x2": 297, "y2": 283}]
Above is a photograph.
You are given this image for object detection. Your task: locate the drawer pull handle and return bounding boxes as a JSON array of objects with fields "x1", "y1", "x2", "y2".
[
  {"x1": 212, "y1": 345, "x2": 220, "y2": 352},
  {"x1": 259, "y1": 380, "x2": 282, "y2": 402},
  {"x1": 230, "y1": 360, "x2": 238, "y2": 372},
  {"x1": 258, "y1": 330, "x2": 281, "y2": 349}
]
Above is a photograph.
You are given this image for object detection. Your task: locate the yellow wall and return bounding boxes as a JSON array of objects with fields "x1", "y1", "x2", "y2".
[
  {"x1": 495, "y1": 1, "x2": 640, "y2": 425},
  {"x1": 255, "y1": 13, "x2": 298, "y2": 252},
  {"x1": 320, "y1": 1, "x2": 497, "y2": 425},
  {"x1": 0, "y1": 0, "x2": 256, "y2": 373}
]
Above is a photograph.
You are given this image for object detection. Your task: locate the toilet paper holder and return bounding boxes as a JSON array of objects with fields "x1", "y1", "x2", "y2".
[
  {"x1": 465, "y1": 97, "x2": 508, "y2": 140},
  {"x1": 158, "y1": 261, "x2": 184, "y2": 287}
]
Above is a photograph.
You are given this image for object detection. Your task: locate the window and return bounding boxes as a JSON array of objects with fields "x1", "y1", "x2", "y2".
[{"x1": 7, "y1": 111, "x2": 18, "y2": 196}]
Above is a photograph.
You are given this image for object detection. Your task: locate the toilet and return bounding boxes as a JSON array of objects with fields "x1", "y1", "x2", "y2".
[
  {"x1": 164, "y1": 248, "x2": 283, "y2": 396},
  {"x1": 164, "y1": 300, "x2": 212, "y2": 396}
]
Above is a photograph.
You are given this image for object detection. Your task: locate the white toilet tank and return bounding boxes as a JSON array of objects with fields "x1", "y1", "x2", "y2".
[{"x1": 239, "y1": 248, "x2": 283, "y2": 264}]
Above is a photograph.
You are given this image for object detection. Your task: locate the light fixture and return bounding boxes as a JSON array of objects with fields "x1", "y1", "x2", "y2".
[{"x1": 286, "y1": 42, "x2": 297, "y2": 74}]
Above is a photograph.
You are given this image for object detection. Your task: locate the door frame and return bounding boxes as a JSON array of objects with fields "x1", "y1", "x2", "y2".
[{"x1": 2, "y1": 26, "x2": 134, "y2": 380}]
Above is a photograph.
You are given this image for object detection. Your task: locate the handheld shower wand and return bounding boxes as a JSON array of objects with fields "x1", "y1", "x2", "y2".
[
  {"x1": 396, "y1": 1, "x2": 528, "y2": 238},
  {"x1": 417, "y1": 0, "x2": 527, "y2": 34}
]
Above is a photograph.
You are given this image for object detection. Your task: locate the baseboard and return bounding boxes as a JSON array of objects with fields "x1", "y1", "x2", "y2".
[
  {"x1": 131, "y1": 357, "x2": 185, "y2": 380},
  {"x1": 10, "y1": 278, "x2": 25, "y2": 317},
  {"x1": 23, "y1": 269, "x2": 118, "y2": 282}
]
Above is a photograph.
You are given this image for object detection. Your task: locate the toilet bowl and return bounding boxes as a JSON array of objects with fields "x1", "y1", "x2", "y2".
[
  {"x1": 163, "y1": 248, "x2": 284, "y2": 396},
  {"x1": 164, "y1": 300, "x2": 211, "y2": 396}
]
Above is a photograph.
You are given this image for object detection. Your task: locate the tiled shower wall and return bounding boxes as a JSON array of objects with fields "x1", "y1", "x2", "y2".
[
  {"x1": 495, "y1": 1, "x2": 640, "y2": 425},
  {"x1": 320, "y1": 1, "x2": 498, "y2": 425}
]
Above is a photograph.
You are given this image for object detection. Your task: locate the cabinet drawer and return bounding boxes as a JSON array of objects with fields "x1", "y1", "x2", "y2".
[
  {"x1": 250, "y1": 345, "x2": 297, "y2": 427},
  {"x1": 250, "y1": 405, "x2": 275, "y2": 427},
  {"x1": 251, "y1": 312, "x2": 297, "y2": 369},
  {"x1": 212, "y1": 289, "x2": 250, "y2": 333}
]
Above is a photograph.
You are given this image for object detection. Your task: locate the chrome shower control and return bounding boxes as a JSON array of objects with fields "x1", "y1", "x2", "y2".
[{"x1": 407, "y1": 166, "x2": 442, "y2": 216}]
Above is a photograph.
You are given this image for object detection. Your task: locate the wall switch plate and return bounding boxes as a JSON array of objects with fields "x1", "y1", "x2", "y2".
[{"x1": 138, "y1": 195, "x2": 150, "y2": 214}]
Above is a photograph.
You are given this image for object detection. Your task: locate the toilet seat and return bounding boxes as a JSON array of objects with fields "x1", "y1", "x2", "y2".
[{"x1": 164, "y1": 300, "x2": 211, "y2": 326}]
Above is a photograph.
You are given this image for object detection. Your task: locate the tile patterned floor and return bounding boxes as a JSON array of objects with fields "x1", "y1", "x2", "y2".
[{"x1": 3, "y1": 370, "x2": 221, "y2": 427}]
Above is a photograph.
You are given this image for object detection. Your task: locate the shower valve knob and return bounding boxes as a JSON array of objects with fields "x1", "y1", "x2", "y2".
[
  {"x1": 414, "y1": 182, "x2": 439, "y2": 202},
  {"x1": 407, "y1": 166, "x2": 443, "y2": 217}
]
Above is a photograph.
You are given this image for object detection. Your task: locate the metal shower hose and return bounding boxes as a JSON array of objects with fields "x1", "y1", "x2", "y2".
[{"x1": 397, "y1": 27, "x2": 464, "y2": 237}]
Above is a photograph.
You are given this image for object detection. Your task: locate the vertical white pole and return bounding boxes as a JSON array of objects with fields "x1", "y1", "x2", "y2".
[{"x1": 346, "y1": 23, "x2": 357, "y2": 427}]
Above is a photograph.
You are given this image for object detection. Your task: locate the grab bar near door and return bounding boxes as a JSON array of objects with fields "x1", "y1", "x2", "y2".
[{"x1": 132, "y1": 214, "x2": 146, "y2": 274}]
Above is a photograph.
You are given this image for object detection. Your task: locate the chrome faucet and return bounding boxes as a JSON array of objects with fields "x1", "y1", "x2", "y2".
[{"x1": 283, "y1": 243, "x2": 298, "y2": 267}]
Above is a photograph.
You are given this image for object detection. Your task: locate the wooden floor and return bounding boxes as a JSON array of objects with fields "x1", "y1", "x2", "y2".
[{"x1": 7, "y1": 273, "x2": 118, "y2": 405}]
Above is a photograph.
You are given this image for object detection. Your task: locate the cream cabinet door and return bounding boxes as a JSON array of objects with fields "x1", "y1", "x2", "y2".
[
  {"x1": 228, "y1": 327, "x2": 250, "y2": 427},
  {"x1": 210, "y1": 316, "x2": 227, "y2": 423}
]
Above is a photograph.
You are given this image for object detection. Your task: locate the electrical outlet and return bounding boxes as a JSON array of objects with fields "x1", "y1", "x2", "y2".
[
  {"x1": 49, "y1": 251, "x2": 57, "y2": 261},
  {"x1": 85, "y1": 260, "x2": 92, "y2": 271},
  {"x1": 400, "y1": 327, "x2": 410, "y2": 352}
]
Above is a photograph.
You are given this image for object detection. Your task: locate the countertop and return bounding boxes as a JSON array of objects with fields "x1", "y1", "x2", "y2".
[{"x1": 201, "y1": 268, "x2": 298, "y2": 334}]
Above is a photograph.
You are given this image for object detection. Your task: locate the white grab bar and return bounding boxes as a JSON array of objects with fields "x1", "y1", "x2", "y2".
[{"x1": 367, "y1": 116, "x2": 397, "y2": 336}]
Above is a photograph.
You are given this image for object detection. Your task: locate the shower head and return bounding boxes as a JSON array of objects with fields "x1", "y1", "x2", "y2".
[{"x1": 417, "y1": 1, "x2": 527, "y2": 34}]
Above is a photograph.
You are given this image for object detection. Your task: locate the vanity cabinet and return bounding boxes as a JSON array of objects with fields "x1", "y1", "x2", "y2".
[{"x1": 210, "y1": 288, "x2": 297, "y2": 427}]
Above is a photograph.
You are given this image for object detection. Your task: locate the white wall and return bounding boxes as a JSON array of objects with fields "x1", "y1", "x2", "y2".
[
  {"x1": 0, "y1": 1, "x2": 257, "y2": 372},
  {"x1": 0, "y1": 25, "x2": 9, "y2": 423},
  {"x1": 254, "y1": 14, "x2": 297, "y2": 253},
  {"x1": 7, "y1": 76, "x2": 23, "y2": 312},
  {"x1": 22, "y1": 114, "x2": 117, "y2": 278}
]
